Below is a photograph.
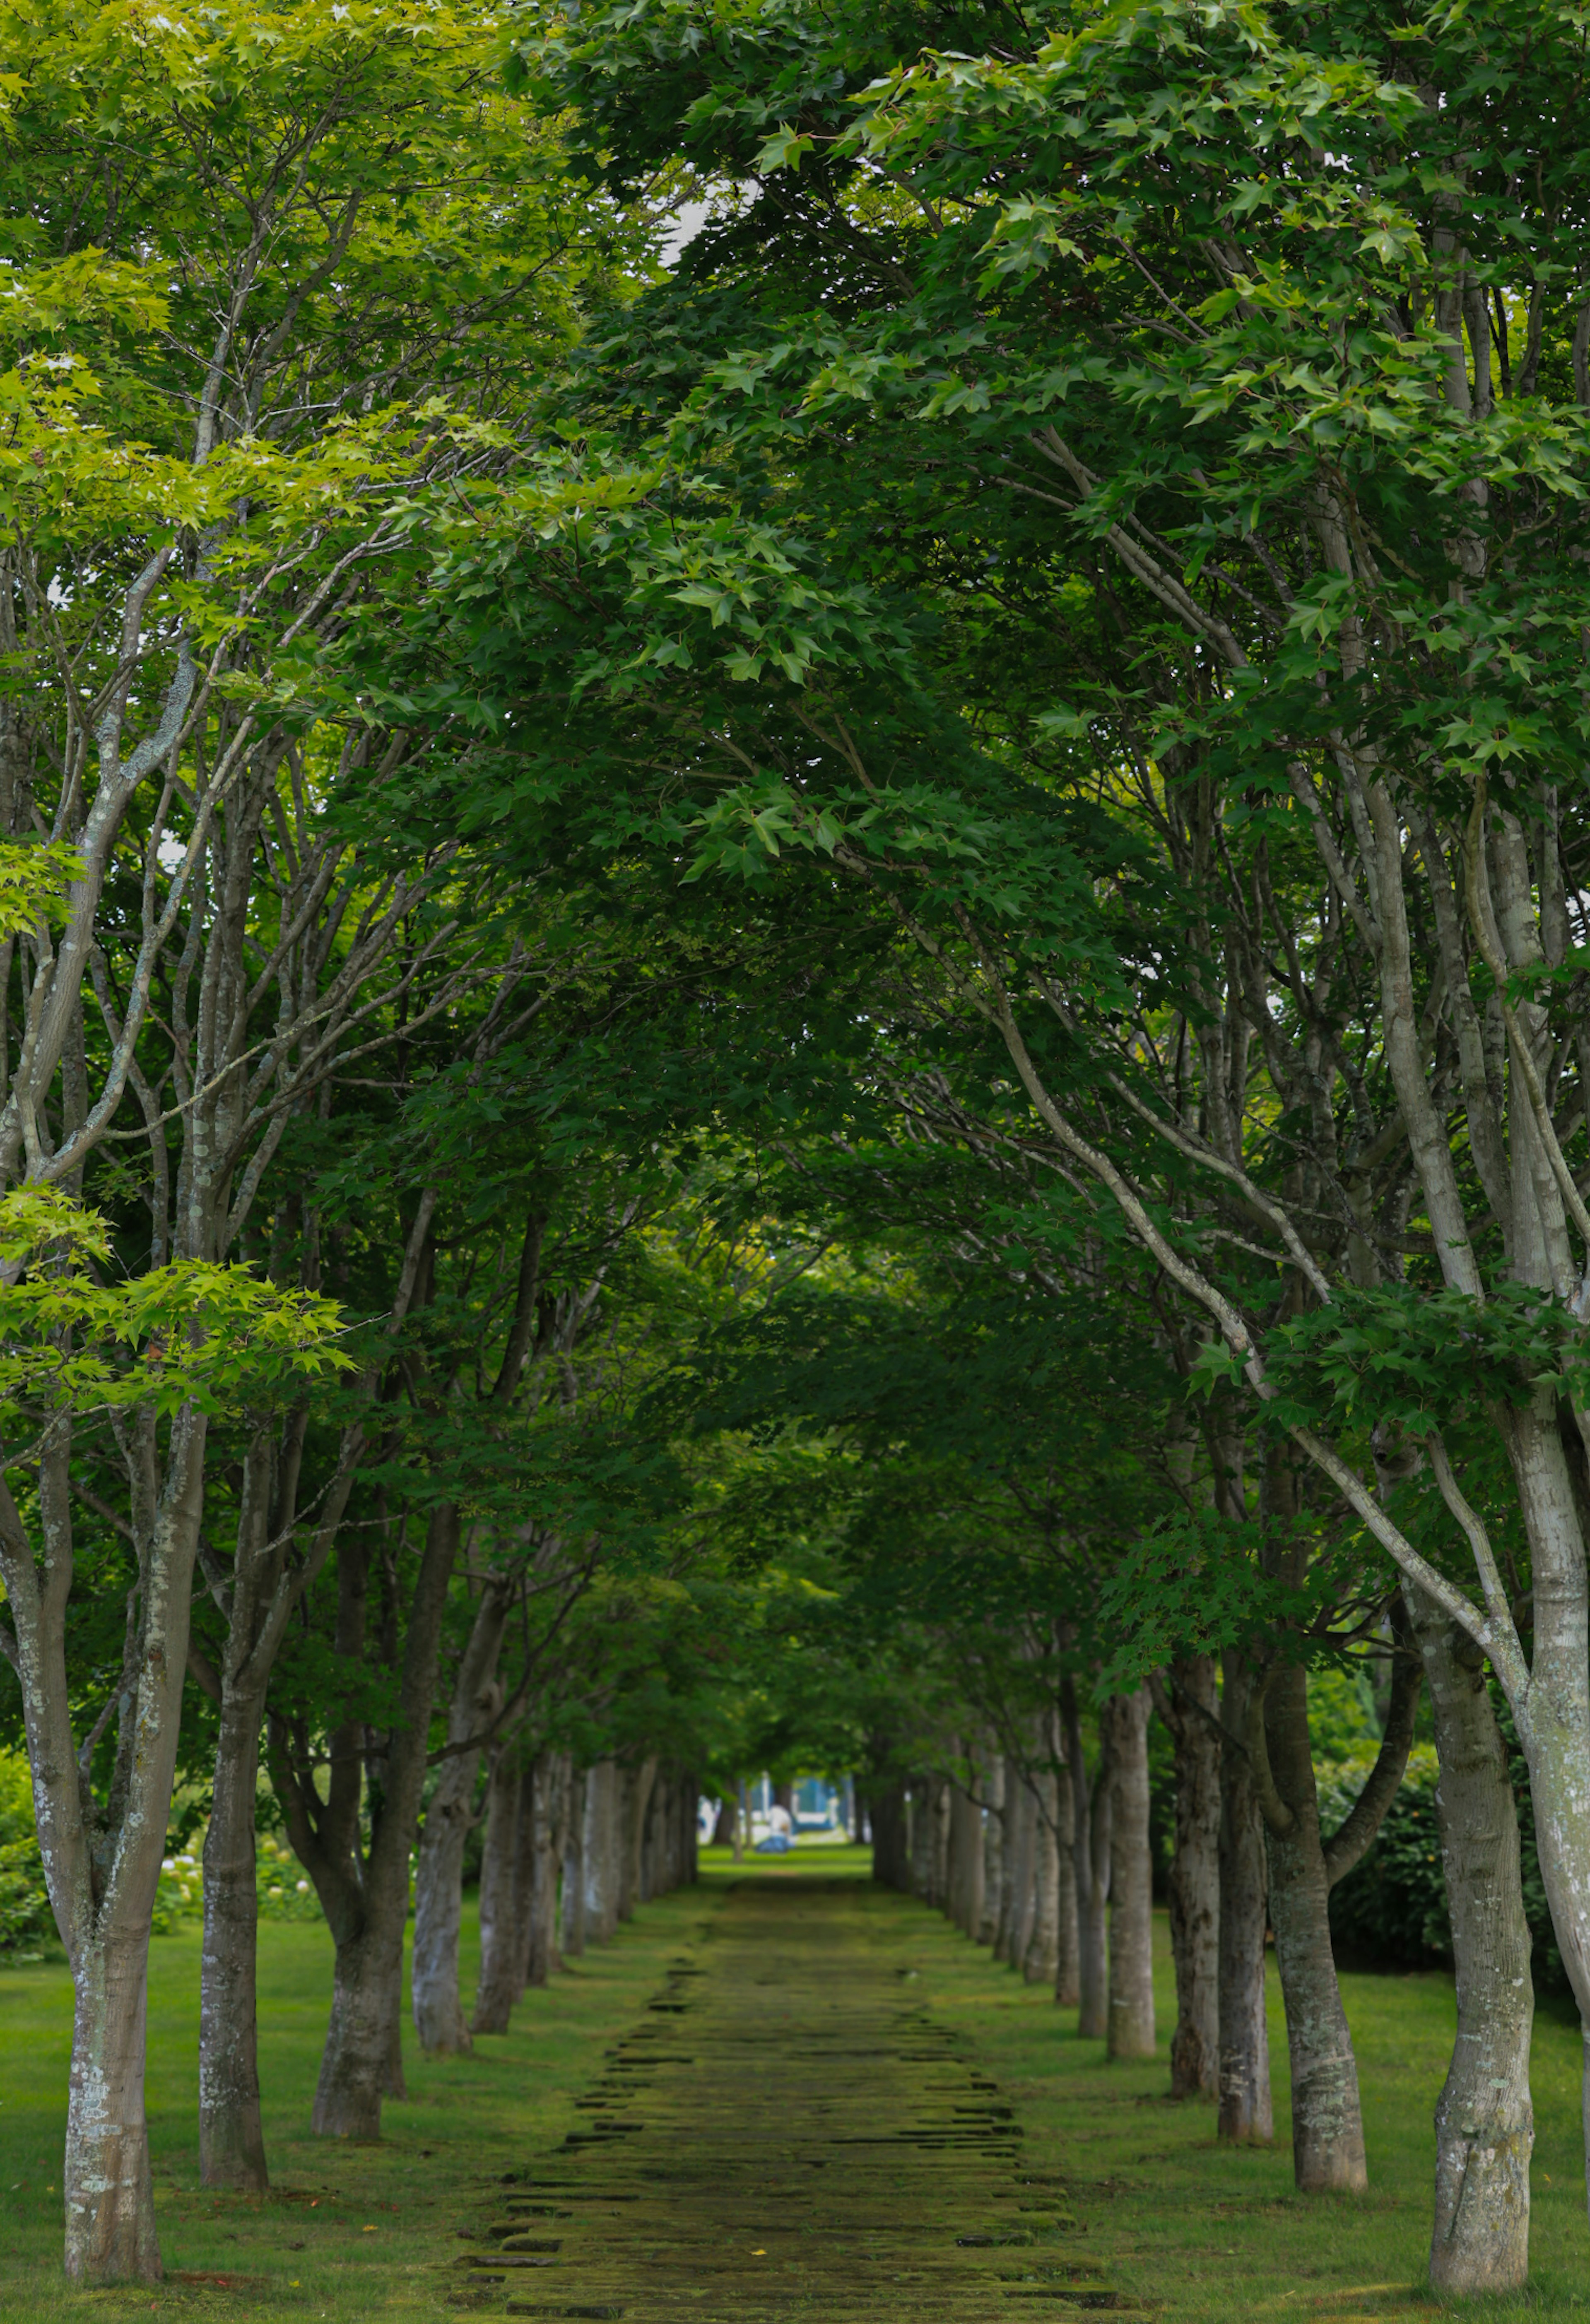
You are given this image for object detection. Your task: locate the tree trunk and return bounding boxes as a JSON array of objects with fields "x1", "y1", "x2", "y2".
[
  {"x1": 994, "y1": 1756, "x2": 1020, "y2": 1959},
  {"x1": 1106, "y1": 1688, "x2": 1155, "y2": 2059},
  {"x1": 979, "y1": 1757, "x2": 1003, "y2": 1944},
  {"x1": 1217, "y1": 1650, "x2": 1272, "y2": 2143},
  {"x1": 522, "y1": 1754, "x2": 560, "y2": 1990},
  {"x1": 1024, "y1": 1765, "x2": 1060, "y2": 1985},
  {"x1": 198, "y1": 1681, "x2": 269, "y2": 2190},
  {"x1": 1064, "y1": 1676, "x2": 1110, "y2": 2040},
  {"x1": 947, "y1": 1777, "x2": 984, "y2": 1938},
  {"x1": 412, "y1": 1586, "x2": 510, "y2": 2056},
  {"x1": 1053, "y1": 1723, "x2": 1080, "y2": 2009},
  {"x1": 867, "y1": 1779, "x2": 909, "y2": 1890},
  {"x1": 64, "y1": 1934, "x2": 161, "y2": 2280},
  {"x1": 583, "y1": 1761, "x2": 619, "y2": 1942},
  {"x1": 1260, "y1": 1665, "x2": 1366, "y2": 2191},
  {"x1": 561, "y1": 1769, "x2": 588, "y2": 1954},
  {"x1": 471, "y1": 1747, "x2": 523, "y2": 2033},
  {"x1": 1007, "y1": 1774, "x2": 1038, "y2": 1966},
  {"x1": 1404, "y1": 1588, "x2": 1533, "y2": 2295},
  {"x1": 1165, "y1": 1657, "x2": 1221, "y2": 2098},
  {"x1": 710, "y1": 1795, "x2": 735, "y2": 1847}
]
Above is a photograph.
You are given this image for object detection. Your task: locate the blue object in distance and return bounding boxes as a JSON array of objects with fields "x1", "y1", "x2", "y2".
[{"x1": 754, "y1": 1833, "x2": 795, "y2": 1854}]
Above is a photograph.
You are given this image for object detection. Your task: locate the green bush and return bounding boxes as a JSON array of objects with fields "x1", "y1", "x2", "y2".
[
  {"x1": 0, "y1": 1751, "x2": 53, "y2": 1961},
  {"x1": 1320, "y1": 1747, "x2": 1450, "y2": 1970}
]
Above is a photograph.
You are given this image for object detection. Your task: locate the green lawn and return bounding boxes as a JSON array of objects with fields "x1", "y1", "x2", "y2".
[{"x1": 2, "y1": 1848, "x2": 1587, "y2": 2321}]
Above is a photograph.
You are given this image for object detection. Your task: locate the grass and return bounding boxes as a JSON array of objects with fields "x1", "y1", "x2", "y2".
[{"x1": 0, "y1": 1845, "x2": 1585, "y2": 2321}]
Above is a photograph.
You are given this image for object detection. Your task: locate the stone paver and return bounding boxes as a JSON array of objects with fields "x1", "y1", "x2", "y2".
[{"x1": 451, "y1": 1875, "x2": 1140, "y2": 2319}]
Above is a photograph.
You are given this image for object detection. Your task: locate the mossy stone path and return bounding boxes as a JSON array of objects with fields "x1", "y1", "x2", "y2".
[{"x1": 453, "y1": 1874, "x2": 1141, "y2": 2319}]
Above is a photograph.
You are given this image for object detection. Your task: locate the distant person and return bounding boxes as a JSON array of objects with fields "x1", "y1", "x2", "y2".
[{"x1": 768, "y1": 1801, "x2": 792, "y2": 1838}]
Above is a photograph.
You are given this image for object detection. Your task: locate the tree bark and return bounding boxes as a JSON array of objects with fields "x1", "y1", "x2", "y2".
[
  {"x1": 560, "y1": 1768, "x2": 588, "y2": 1955},
  {"x1": 412, "y1": 1585, "x2": 510, "y2": 2056},
  {"x1": 1063, "y1": 1675, "x2": 1110, "y2": 2039},
  {"x1": 1105, "y1": 1688, "x2": 1155, "y2": 2059},
  {"x1": 947, "y1": 1775, "x2": 984, "y2": 1939},
  {"x1": 198, "y1": 1677, "x2": 269, "y2": 2190},
  {"x1": 471, "y1": 1746, "x2": 523, "y2": 2033},
  {"x1": 1258, "y1": 1665, "x2": 1366, "y2": 2191},
  {"x1": 1007, "y1": 1773, "x2": 1038, "y2": 1967},
  {"x1": 979, "y1": 1757, "x2": 1003, "y2": 1944},
  {"x1": 1053, "y1": 1727, "x2": 1080, "y2": 2009},
  {"x1": 1024, "y1": 1765, "x2": 1060, "y2": 1986},
  {"x1": 1163, "y1": 1658, "x2": 1220, "y2": 2098},
  {"x1": 994, "y1": 1755, "x2": 1020, "y2": 1959},
  {"x1": 1404, "y1": 1588, "x2": 1533, "y2": 2295},
  {"x1": 1217, "y1": 1650, "x2": 1272, "y2": 2143},
  {"x1": 521, "y1": 1754, "x2": 560, "y2": 1990},
  {"x1": 272, "y1": 1496, "x2": 461, "y2": 2138},
  {"x1": 867, "y1": 1778, "x2": 910, "y2": 1890},
  {"x1": 583, "y1": 1760, "x2": 619, "y2": 1942}
]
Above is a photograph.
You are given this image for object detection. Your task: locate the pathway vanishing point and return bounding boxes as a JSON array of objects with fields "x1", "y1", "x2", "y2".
[{"x1": 450, "y1": 1874, "x2": 1144, "y2": 2319}]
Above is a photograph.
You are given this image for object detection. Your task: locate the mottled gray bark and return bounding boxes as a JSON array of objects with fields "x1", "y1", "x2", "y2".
[
  {"x1": 1053, "y1": 1730, "x2": 1080, "y2": 2009},
  {"x1": 412, "y1": 1586, "x2": 510, "y2": 2055},
  {"x1": 471, "y1": 1746, "x2": 523, "y2": 2033},
  {"x1": 1163, "y1": 1657, "x2": 1220, "y2": 2098},
  {"x1": 560, "y1": 1769, "x2": 588, "y2": 1955},
  {"x1": 1217, "y1": 1650, "x2": 1272, "y2": 2143},
  {"x1": 947, "y1": 1776, "x2": 984, "y2": 1938},
  {"x1": 1404, "y1": 1588, "x2": 1533, "y2": 2295},
  {"x1": 582, "y1": 1760, "x2": 619, "y2": 1942},
  {"x1": 1258, "y1": 1665, "x2": 1366, "y2": 2191},
  {"x1": 1064, "y1": 1675, "x2": 1110, "y2": 2040},
  {"x1": 1106, "y1": 1687, "x2": 1155, "y2": 2059},
  {"x1": 994, "y1": 1755, "x2": 1021, "y2": 1959},
  {"x1": 522, "y1": 1754, "x2": 560, "y2": 1990},
  {"x1": 979, "y1": 1758, "x2": 1003, "y2": 1944},
  {"x1": 1007, "y1": 1773, "x2": 1038, "y2": 1968},
  {"x1": 1024, "y1": 1765, "x2": 1060, "y2": 1986}
]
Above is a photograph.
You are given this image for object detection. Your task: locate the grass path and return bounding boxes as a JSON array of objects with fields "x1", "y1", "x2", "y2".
[
  {"x1": 453, "y1": 1862, "x2": 1118, "y2": 2320},
  {"x1": 2, "y1": 1847, "x2": 1590, "y2": 2320}
]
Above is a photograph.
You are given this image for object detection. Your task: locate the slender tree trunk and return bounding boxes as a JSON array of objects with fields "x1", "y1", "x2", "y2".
[
  {"x1": 929, "y1": 1775, "x2": 951, "y2": 1910},
  {"x1": 1007, "y1": 1775, "x2": 1038, "y2": 1967},
  {"x1": 199, "y1": 1682, "x2": 269, "y2": 2189},
  {"x1": 867, "y1": 1779, "x2": 909, "y2": 1890},
  {"x1": 583, "y1": 1761, "x2": 619, "y2": 1942},
  {"x1": 1217, "y1": 1651, "x2": 1272, "y2": 2143},
  {"x1": 1262, "y1": 1665, "x2": 1366, "y2": 2192},
  {"x1": 1053, "y1": 1727, "x2": 1080, "y2": 2009},
  {"x1": 412, "y1": 1587, "x2": 510, "y2": 2056},
  {"x1": 1404, "y1": 1588, "x2": 1533, "y2": 2295},
  {"x1": 1165, "y1": 1658, "x2": 1220, "y2": 2098},
  {"x1": 1064, "y1": 1677, "x2": 1110, "y2": 2039},
  {"x1": 471, "y1": 1747, "x2": 523, "y2": 2033},
  {"x1": 1024, "y1": 1766, "x2": 1060, "y2": 1985},
  {"x1": 947, "y1": 1776, "x2": 984, "y2": 1938},
  {"x1": 994, "y1": 1756, "x2": 1021, "y2": 1960},
  {"x1": 979, "y1": 1758, "x2": 1003, "y2": 1944},
  {"x1": 1106, "y1": 1688, "x2": 1155, "y2": 2059},
  {"x1": 561, "y1": 1770, "x2": 588, "y2": 1955},
  {"x1": 522, "y1": 1754, "x2": 560, "y2": 1990},
  {"x1": 615, "y1": 1765, "x2": 638, "y2": 1920}
]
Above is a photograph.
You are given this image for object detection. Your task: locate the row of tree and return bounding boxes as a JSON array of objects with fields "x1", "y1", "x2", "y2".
[{"x1": 3, "y1": 0, "x2": 1589, "y2": 2306}]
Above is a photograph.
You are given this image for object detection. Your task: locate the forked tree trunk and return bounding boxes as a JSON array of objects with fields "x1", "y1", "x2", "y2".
[
  {"x1": 1403, "y1": 1588, "x2": 1533, "y2": 2295},
  {"x1": 1163, "y1": 1657, "x2": 1220, "y2": 2098},
  {"x1": 979, "y1": 1758, "x2": 1004, "y2": 1944},
  {"x1": 7, "y1": 1403, "x2": 212, "y2": 2281},
  {"x1": 412, "y1": 1585, "x2": 511, "y2": 2056},
  {"x1": 1024, "y1": 1766, "x2": 1060, "y2": 1985},
  {"x1": 1260, "y1": 1665, "x2": 1366, "y2": 2191},
  {"x1": 471, "y1": 1746, "x2": 523, "y2": 2034},
  {"x1": 1217, "y1": 1651, "x2": 1272, "y2": 2143},
  {"x1": 286, "y1": 1501, "x2": 461, "y2": 2136},
  {"x1": 1106, "y1": 1688, "x2": 1155, "y2": 2059},
  {"x1": 1064, "y1": 1676, "x2": 1110, "y2": 2040}
]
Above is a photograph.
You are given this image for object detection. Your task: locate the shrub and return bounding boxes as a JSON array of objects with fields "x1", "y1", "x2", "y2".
[
  {"x1": 1319, "y1": 1747, "x2": 1450, "y2": 1970},
  {"x1": 0, "y1": 1751, "x2": 54, "y2": 1961}
]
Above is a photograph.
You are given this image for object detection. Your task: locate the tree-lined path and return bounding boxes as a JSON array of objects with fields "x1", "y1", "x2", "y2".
[{"x1": 452, "y1": 1874, "x2": 1132, "y2": 2321}]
